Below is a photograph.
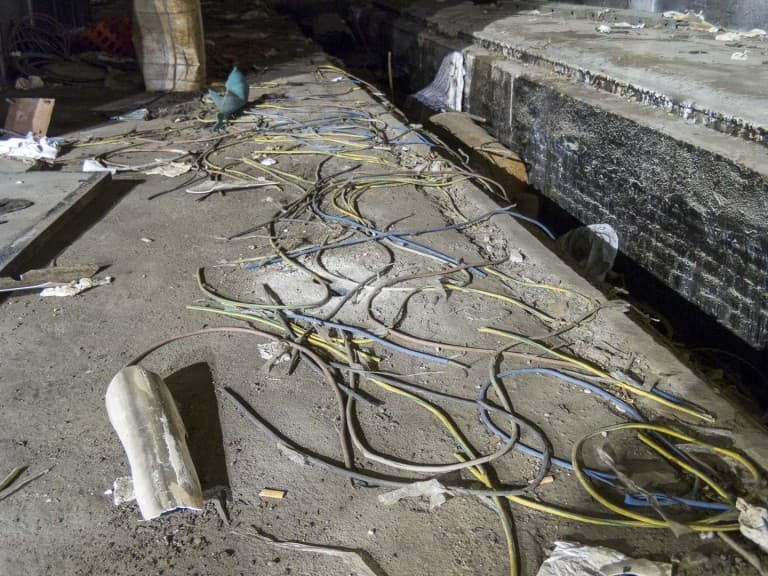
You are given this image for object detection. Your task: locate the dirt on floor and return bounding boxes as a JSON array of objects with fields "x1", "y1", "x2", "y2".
[{"x1": 0, "y1": 3, "x2": 766, "y2": 576}]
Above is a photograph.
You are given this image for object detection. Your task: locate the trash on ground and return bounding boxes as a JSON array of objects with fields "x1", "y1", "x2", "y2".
[
  {"x1": 378, "y1": 478, "x2": 448, "y2": 510},
  {"x1": 556, "y1": 223, "x2": 619, "y2": 281},
  {"x1": 413, "y1": 51, "x2": 464, "y2": 112},
  {"x1": 731, "y1": 51, "x2": 749, "y2": 61},
  {"x1": 535, "y1": 541, "x2": 673, "y2": 576},
  {"x1": 185, "y1": 180, "x2": 279, "y2": 195},
  {"x1": 259, "y1": 488, "x2": 287, "y2": 499},
  {"x1": 235, "y1": 527, "x2": 385, "y2": 576},
  {"x1": 737, "y1": 498, "x2": 768, "y2": 553},
  {"x1": 209, "y1": 67, "x2": 249, "y2": 129},
  {"x1": 143, "y1": 161, "x2": 193, "y2": 177},
  {"x1": 0, "y1": 465, "x2": 54, "y2": 502},
  {"x1": 597, "y1": 24, "x2": 613, "y2": 34},
  {"x1": 82, "y1": 158, "x2": 117, "y2": 174},
  {"x1": 4, "y1": 98, "x2": 55, "y2": 136},
  {"x1": 717, "y1": 29, "x2": 767, "y2": 41},
  {"x1": 0, "y1": 264, "x2": 100, "y2": 293},
  {"x1": 14, "y1": 76, "x2": 45, "y2": 90},
  {"x1": 0, "y1": 133, "x2": 59, "y2": 162},
  {"x1": 105, "y1": 366, "x2": 204, "y2": 520},
  {"x1": 111, "y1": 476, "x2": 136, "y2": 505},
  {"x1": 110, "y1": 108, "x2": 150, "y2": 121},
  {"x1": 40, "y1": 276, "x2": 112, "y2": 297},
  {"x1": 612, "y1": 22, "x2": 645, "y2": 29}
]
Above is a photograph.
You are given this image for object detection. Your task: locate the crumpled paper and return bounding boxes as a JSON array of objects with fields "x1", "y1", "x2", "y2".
[
  {"x1": 0, "y1": 133, "x2": 59, "y2": 162},
  {"x1": 378, "y1": 478, "x2": 448, "y2": 510},
  {"x1": 536, "y1": 541, "x2": 672, "y2": 576},
  {"x1": 40, "y1": 276, "x2": 112, "y2": 297},
  {"x1": 143, "y1": 162, "x2": 192, "y2": 177},
  {"x1": 737, "y1": 498, "x2": 768, "y2": 553}
]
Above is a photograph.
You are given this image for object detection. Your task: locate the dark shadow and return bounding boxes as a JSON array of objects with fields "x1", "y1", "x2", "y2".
[
  {"x1": 166, "y1": 363, "x2": 230, "y2": 495},
  {"x1": 0, "y1": 177, "x2": 139, "y2": 279}
]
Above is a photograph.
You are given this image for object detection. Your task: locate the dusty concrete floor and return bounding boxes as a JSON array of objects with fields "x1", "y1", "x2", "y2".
[{"x1": 0, "y1": 4, "x2": 766, "y2": 576}]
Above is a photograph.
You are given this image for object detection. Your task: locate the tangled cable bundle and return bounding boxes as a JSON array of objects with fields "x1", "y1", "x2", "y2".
[{"x1": 99, "y1": 65, "x2": 761, "y2": 575}]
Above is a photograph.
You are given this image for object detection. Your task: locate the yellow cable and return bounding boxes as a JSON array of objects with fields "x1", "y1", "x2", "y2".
[
  {"x1": 571, "y1": 423, "x2": 757, "y2": 530},
  {"x1": 480, "y1": 327, "x2": 715, "y2": 423}
]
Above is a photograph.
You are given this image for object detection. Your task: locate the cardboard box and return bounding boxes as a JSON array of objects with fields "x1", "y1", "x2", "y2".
[{"x1": 4, "y1": 98, "x2": 55, "y2": 135}]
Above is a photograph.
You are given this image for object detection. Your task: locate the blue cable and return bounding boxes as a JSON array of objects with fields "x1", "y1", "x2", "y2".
[
  {"x1": 478, "y1": 368, "x2": 731, "y2": 511},
  {"x1": 312, "y1": 190, "x2": 554, "y2": 279},
  {"x1": 278, "y1": 310, "x2": 458, "y2": 366},
  {"x1": 246, "y1": 208, "x2": 552, "y2": 271}
]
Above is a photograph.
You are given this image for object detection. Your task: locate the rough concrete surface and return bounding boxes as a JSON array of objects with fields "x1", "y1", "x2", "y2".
[
  {"x1": 1, "y1": 4, "x2": 767, "y2": 576},
  {"x1": 352, "y1": 0, "x2": 768, "y2": 349},
  {"x1": 583, "y1": 0, "x2": 768, "y2": 31}
]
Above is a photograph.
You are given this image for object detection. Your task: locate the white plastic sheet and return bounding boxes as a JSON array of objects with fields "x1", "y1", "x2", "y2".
[
  {"x1": 536, "y1": 541, "x2": 672, "y2": 576},
  {"x1": 413, "y1": 51, "x2": 465, "y2": 112},
  {"x1": 737, "y1": 498, "x2": 768, "y2": 553},
  {"x1": 556, "y1": 223, "x2": 619, "y2": 281},
  {"x1": 0, "y1": 133, "x2": 59, "y2": 162}
]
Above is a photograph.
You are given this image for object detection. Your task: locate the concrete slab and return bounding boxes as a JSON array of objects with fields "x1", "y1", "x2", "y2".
[
  {"x1": 374, "y1": 0, "x2": 768, "y2": 146},
  {"x1": 0, "y1": 172, "x2": 110, "y2": 275},
  {"x1": 581, "y1": 0, "x2": 768, "y2": 31}
]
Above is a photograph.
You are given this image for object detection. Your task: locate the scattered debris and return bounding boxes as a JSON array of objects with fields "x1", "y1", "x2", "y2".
[
  {"x1": 716, "y1": 29, "x2": 767, "y2": 41},
  {"x1": 718, "y1": 531, "x2": 768, "y2": 576},
  {"x1": 731, "y1": 51, "x2": 749, "y2": 61},
  {"x1": 4, "y1": 98, "x2": 55, "y2": 136},
  {"x1": 213, "y1": 492, "x2": 231, "y2": 525},
  {"x1": 40, "y1": 276, "x2": 112, "y2": 297},
  {"x1": 0, "y1": 133, "x2": 59, "y2": 162},
  {"x1": 259, "y1": 488, "x2": 287, "y2": 500},
  {"x1": 378, "y1": 478, "x2": 448, "y2": 510},
  {"x1": 105, "y1": 366, "x2": 204, "y2": 520},
  {"x1": 737, "y1": 498, "x2": 768, "y2": 553},
  {"x1": 612, "y1": 21, "x2": 646, "y2": 30},
  {"x1": 140, "y1": 237, "x2": 154, "y2": 243},
  {"x1": 208, "y1": 67, "x2": 249, "y2": 130},
  {"x1": 556, "y1": 223, "x2": 619, "y2": 281},
  {"x1": 82, "y1": 158, "x2": 116, "y2": 174},
  {"x1": 0, "y1": 264, "x2": 100, "y2": 293},
  {"x1": 110, "y1": 108, "x2": 150, "y2": 121},
  {"x1": 14, "y1": 76, "x2": 45, "y2": 90},
  {"x1": 0, "y1": 465, "x2": 54, "y2": 502},
  {"x1": 235, "y1": 527, "x2": 386, "y2": 576},
  {"x1": 111, "y1": 476, "x2": 136, "y2": 506},
  {"x1": 185, "y1": 180, "x2": 279, "y2": 195},
  {"x1": 536, "y1": 541, "x2": 672, "y2": 576},
  {"x1": 143, "y1": 161, "x2": 193, "y2": 177},
  {"x1": 259, "y1": 157, "x2": 277, "y2": 166},
  {"x1": 598, "y1": 22, "x2": 645, "y2": 33},
  {"x1": 413, "y1": 51, "x2": 464, "y2": 112}
]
